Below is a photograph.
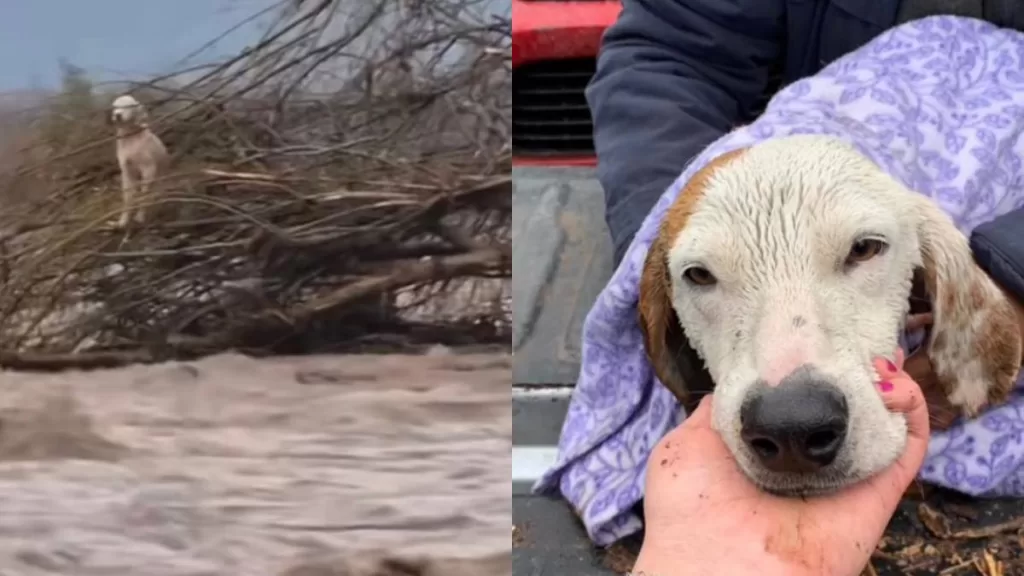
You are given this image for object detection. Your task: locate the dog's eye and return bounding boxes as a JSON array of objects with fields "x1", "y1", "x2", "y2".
[
  {"x1": 846, "y1": 238, "x2": 887, "y2": 265},
  {"x1": 683, "y1": 267, "x2": 717, "y2": 286}
]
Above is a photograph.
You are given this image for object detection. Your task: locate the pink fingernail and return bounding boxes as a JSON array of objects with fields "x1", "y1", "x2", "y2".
[
  {"x1": 878, "y1": 380, "x2": 894, "y2": 393},
  {"x1": 885, "y1": 360, "x2": 898, "y2": 374}
]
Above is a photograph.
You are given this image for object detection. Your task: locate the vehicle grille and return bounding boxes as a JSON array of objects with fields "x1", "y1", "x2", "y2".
[{"x1": 513, "y1": 58, "x2": 596, "y2": 157}]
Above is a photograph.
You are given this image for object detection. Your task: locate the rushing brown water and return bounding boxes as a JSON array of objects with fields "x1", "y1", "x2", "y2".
[{"x1": 0, "y1": 350, "x2": 511, "y2": 575}]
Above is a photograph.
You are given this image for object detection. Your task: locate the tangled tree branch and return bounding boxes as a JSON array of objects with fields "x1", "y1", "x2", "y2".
[{"x1": 0, "y1": 0, "x2": 510, "y2": 369}]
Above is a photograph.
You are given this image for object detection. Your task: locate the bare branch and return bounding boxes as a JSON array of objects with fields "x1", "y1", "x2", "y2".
[{"x1": 0, "y1": 0, "x2": 511, "y2": 365}]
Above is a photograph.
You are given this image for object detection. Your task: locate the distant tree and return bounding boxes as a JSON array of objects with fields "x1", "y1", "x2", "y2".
[
  {"x1": 56, "y1": 60, "x2": 94, "y2": 112},
  {"x1": 37, "y1": 60, "x2": 100, "y2": 154},
  {"x1": 30, "y1": 59, "x2": 109, "y2": 183}
]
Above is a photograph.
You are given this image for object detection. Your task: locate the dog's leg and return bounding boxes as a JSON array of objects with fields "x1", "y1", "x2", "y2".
[
  {"x1": 136, "y1": 161, "x2": 160, "y2": 224},
  {"x1": 134, "y1": 177, "x2": 149, "y2": 224},
  {"x1": 118, "y1": 167, "x2": 136, "y2": 229}
]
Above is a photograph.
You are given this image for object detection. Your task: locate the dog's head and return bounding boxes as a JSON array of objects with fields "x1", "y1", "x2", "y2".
[
  {"x1": 110, "y1": 94, "x2": 147, "y2": 126},
  {"x1": 639, "y1": 134, "x2": 1022, "y2": 495}
]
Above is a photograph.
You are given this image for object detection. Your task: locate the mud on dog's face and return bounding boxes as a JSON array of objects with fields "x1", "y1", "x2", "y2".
[{"x1": 639, "y1": 135, "x2": 1021, "y2": 496}]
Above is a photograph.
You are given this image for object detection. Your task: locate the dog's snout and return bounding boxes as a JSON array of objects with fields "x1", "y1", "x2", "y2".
[{"x1": 740, "y1": 369, "x2": 849, "y2": 474}]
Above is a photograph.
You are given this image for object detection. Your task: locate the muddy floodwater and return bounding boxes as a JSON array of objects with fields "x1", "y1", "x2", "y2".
[{"x1": 0, "y1": 350, "x2": 511, "y2": 575}]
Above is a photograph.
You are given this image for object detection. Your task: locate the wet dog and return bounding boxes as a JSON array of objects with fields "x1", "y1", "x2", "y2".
[
  {"x1": 639, "y1": 135, "x2": 1022, "y2": 496},
  {"x1": 110, "y1": 94, "x2": 169, "y2": 228}
]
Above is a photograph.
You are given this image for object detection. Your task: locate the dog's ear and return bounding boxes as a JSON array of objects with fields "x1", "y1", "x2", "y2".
[
  {"x1": 638, "y1": 234, "x2": 715, "y2": 414},
  {"x1": 915, "y1": 199, "x2": 1022, "y2": 416},
  {"x1": 636, "y1": 149, "x2": 748, "y2": 413}
]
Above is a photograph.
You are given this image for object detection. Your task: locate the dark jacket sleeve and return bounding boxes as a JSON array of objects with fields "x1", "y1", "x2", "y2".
[
  {"x1": 970, "y1": 208, "x2": 1024, "y2": 304},
  {"x1": 587, "y1": 0, "x2": 785, "y2": 264}
]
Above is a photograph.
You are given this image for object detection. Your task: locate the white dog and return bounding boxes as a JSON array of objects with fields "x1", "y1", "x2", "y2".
[
  {"x1": 110, "y1": 94, "x2": 169, "y2": 228},
  {"x1": 640, "y1": 136, "x2": 1023, "y2": 496}
]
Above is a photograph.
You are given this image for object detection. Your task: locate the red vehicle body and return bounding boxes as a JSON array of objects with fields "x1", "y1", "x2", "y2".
[
  {"x1": 511, "y1": 0, "x2": 621, "y2": 167},
  {"x1": 511, "y1": 6, "x2": 632, "y2": 574}
]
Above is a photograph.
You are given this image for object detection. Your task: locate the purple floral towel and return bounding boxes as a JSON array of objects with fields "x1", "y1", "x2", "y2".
[{"x1": 535, "y1": 15, "x2": 1024, "y2": 546}]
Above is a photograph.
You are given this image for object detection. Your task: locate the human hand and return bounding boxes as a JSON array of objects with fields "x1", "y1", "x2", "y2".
[{"x1": 633, "y1": 350, "x2": 930, "y2": 576}]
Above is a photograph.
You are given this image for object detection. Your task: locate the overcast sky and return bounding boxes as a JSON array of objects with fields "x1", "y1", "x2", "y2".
[
  {"x1": 0, "y1": 0, "x2": 510, "y2": 92},
  {"x1": 0, "y1": 0, "x2": 279, "y2": 90}
]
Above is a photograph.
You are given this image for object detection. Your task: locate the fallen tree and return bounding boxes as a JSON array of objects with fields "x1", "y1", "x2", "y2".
[{"x1": 0, "y1": 0, "x2": 511, "y2": 369}]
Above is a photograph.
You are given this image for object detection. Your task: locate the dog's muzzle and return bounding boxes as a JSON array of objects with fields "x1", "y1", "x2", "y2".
[{"x1": 739, "y1": 366, "x2": 850, "y2": 474}]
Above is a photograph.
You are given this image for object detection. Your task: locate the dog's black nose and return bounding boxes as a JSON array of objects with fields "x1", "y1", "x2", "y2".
[{"x1": 740, "y1": 368, "x2": 848, "y2": 474}]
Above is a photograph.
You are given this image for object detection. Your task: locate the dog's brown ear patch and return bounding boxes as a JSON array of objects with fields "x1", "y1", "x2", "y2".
[
  {"x1": 916, "y1": 201, "x2": 1022, "y2": 416},
  {"x1": 638, "y1": 237, "x2": 713, "y2": 413},
  {"x1": 637, "y1": 149, "x2": 745, "y2": 411}
]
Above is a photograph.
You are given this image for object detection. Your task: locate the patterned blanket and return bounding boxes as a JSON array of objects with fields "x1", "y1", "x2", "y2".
[{"x1": 535, "y1": 15, "x2": 1024, "y2": 546}]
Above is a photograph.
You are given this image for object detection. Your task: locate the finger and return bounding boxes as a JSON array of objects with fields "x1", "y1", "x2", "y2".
[
  {"x1": 874, "y1": 356, "x2": 930, "y2": 439},
  {"x1": 873, "y1": 350, "x2": 905, "y2": 379},
  {"x1": 874, "y1": 368, "x2": 931, "y2": 485},
  {"x1": 858, "y1": 382, "x2": 931, "y2": 510},
  {"x1": 905, "y1": 313, "x2": 934, "y2": 332},
  {"x1": 879, "y1": 377, "x2": 930, "y2": 438}
]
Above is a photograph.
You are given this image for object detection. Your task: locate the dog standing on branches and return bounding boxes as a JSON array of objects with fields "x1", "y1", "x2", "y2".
[{"x1": 109, "y1": 94, "x2": 168, "y2": 228}]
